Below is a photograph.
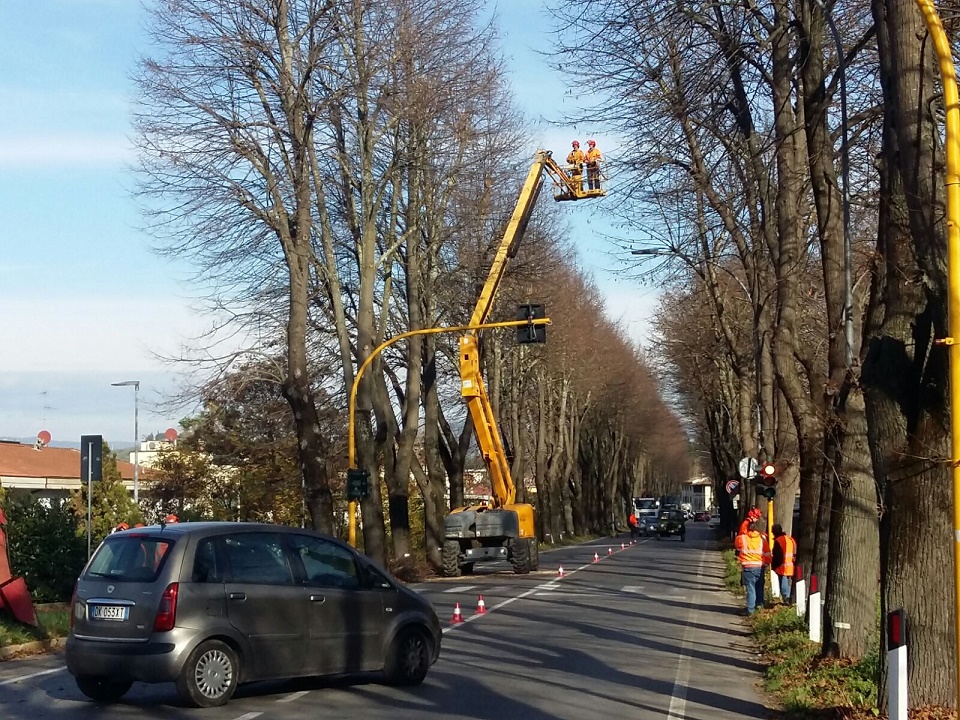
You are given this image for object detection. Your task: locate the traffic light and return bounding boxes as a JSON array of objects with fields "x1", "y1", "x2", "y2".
[
  {"x1": 516, "y1": 304, "x2": 547, "y2": 344},
  {"x1": 347, "y1": 468, "x2": 369, "y2": 501},
  {"x1": 758, "y1": 461, "x2": 777, "y2": 499}
]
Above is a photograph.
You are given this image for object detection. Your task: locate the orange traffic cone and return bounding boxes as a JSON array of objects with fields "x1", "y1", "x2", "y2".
[
  {"x1": 451, "y1": 602, "x2": 464, "y2": 623},
  {"x1": 476, "y1": 596, "x2": 487, "y2": 614},
  {"x1": 593, "y1": 552, "x2": 600, "y2": 563},
  {"x1": 558, "y1": 565, "x2": 565, "y2": 577}
]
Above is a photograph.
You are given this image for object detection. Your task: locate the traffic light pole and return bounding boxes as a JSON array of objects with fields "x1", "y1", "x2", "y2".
[{"x1": 346, "y1": 317, "x2": 551, "y2": 548}]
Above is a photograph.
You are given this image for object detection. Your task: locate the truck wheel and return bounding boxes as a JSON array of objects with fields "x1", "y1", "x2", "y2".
[
  {"x1": 529, "y1": 538, "x2": 539, "y2": 571},
  {"x1": 441, "y1": 540, "x2": 462, "y2": 577},
  {"x1": 509, "y1": 538, "x2": 531, "y2": 574}
]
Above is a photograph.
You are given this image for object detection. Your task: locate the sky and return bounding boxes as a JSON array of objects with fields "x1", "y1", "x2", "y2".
[{"x1": 0, "y1": 1, "x2": 660, "y2": 447}]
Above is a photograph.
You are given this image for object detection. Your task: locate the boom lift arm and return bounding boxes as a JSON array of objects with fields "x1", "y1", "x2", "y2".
[{"x1": 442, "y1": 150, "x2": 604, "y2": 577}]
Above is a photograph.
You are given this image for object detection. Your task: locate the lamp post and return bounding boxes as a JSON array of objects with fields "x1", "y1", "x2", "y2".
[{"x1": 111, "y1": 380, "x2": 140, "y2": 503}]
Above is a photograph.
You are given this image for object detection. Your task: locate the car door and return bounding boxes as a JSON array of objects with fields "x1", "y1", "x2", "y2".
[
  {"x1": 221, "y1": 532, "x2": 307, "y2": 680},
  {"x1": 287, "y1": 534, "x2": 386, "y2": 675}
]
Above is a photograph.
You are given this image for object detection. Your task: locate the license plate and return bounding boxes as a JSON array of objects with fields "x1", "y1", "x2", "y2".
[{"x1": 91, "y1": 605, "x2": 129, "y2": 621}]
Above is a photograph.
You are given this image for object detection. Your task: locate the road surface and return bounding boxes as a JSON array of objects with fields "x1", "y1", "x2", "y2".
[{"x1": 0, "y1": 523, "x2": 773, "y2": 719}]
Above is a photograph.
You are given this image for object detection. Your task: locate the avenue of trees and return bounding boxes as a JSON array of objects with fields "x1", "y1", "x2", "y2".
[
  {"x1": 134, "y1": 0, "x2": 688, "y2": 578},
  {"x1": 548, "y1": 0, "x2": 957, "y2": 708}
]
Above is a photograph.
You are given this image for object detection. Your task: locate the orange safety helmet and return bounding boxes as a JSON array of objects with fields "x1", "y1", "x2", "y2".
[
  {"x1": 572, "y1": 140, "x2": 580, "y2": 148},
  {"x1": 134, "y1": 523, "x2": 145, "y2": 528},
  {"x1": 114, "y1": 522, "x2": 130, "y2": 532},
  {"x1": 164, "y1": 514, "x2": 179, "y2": 524},
  {"x1": 588, "y1": 139, "x2": 596, "y2": 146}
]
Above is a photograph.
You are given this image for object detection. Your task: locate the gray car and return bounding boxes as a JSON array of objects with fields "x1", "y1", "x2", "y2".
[{"x1": 66, "y1": 522, "x2": 441, "y2": 707}]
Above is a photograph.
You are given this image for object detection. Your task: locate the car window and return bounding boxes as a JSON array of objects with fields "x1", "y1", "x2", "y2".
[
  {"x1": 223, "y1": 533, "x2": 295, "y2": 585},
  {"x1": 85, "y1": 537, "x2": 174, "y2": 583},
  {"x1": 192, "y1": 537, "x2": 224, "y2": 583},
  {"x1": 289, "y1": 534, "x2": 360, "y2": 590}
]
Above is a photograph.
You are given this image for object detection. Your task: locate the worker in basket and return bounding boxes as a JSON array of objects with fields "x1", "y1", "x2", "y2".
[{"x1": 566, "y1": 140, "x2": 585, "y2": 193}]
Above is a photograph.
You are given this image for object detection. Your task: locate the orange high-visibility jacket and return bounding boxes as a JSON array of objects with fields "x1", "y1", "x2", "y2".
[
  {"x1": 735, "y1": 531, "x2": 771, "y2": 569},
  {"x1": 773, "y1": 534, "x2": 797, "y2": 577}
]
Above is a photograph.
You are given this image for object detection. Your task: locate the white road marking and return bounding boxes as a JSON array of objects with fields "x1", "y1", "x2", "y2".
[
  {"x1": 620, "y1": 585, "x2": 645, "y2": 593},
  {"x1": 0, "y1": 666, "x2": 65, "y2": 687},
  {"x1": 233, "y1": 713, "x2": 263, "y2": 720},
  {"x1": 442, "y1": 585, "x2": 476, "y2": 594},
  {"x1": 277, "y1": 690, "x2": 309, "y2": 703},
  {"x1": 666, "y1": 550, "x2": 706, "y2": 720}
]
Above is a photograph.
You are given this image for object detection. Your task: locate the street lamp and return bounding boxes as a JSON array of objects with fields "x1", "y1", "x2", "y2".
[{"x1": 111, "y1": 380, "x2": 140, "y2": 503}]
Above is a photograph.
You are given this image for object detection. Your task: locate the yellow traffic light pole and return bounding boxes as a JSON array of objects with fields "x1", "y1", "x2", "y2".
[
  {"x1": 911, "y1": 0, "x2": 960, "y2": 705},
  {"x1": 345, "y1": 317, "x2": 551, "y2": 548}
]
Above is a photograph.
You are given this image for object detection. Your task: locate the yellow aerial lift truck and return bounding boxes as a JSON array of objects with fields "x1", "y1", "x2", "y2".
[{"x1": 441, "y1": 149, "x2": 605, "y2": 576}]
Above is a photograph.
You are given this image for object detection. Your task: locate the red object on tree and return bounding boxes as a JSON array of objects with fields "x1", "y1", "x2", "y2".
[{"x1": 0, "y1": 505, "x2": 39, "y2": 626}]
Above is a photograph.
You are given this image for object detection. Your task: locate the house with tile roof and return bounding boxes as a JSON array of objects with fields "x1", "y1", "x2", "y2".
[{"x1": 0, "y1": 440, "x2": 137, "y2": 502}]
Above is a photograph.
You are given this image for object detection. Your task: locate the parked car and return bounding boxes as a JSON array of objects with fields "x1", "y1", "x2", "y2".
[
  {"x1": 694, "y1": 511, "x2": 710, "y2": 522},
  {"x1": 708, "y1": 513, "x2": 721, "y2": 529},
  {"x1": 66, "y1": 522, "x2": 441, "y2": 707},
  {"x1": 656, "y1": 510, "x2": 686, "y2": 541}
]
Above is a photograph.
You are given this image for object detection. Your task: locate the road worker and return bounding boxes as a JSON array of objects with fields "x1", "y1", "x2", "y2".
[
  {"x1": 585, "y1": 139, "x2": 602, "y2": 190},
  {"x1": 566, "y1": 140, "x2": 585, "y2": 193},
  {"x1": 734, "y1": 520, "x2": 771, "y2": 615},
  {"x1": 628, "y1": 512, "x2": 639, "y2": 538},
  {"x1": 112, "y1": 522, "x2": 130, "y2": 534},
  {"x1": 771, "y1": 523, "x2": 797, "y2": 602},
  {"x1": 738, "y1": 506, "x2": 762, "y2": 536}
]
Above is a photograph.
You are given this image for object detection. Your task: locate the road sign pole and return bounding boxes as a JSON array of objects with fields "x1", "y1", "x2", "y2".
[{"x1": 87, "y1": 439, "x2": 93, "y2": 559}]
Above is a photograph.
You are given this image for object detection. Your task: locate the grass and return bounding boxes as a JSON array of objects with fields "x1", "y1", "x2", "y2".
[
  {"x1": 0, "y1": 605, "x2": 71, "y2": 648},
  {"x1": 748, "y1": 605, "x2": 880, "y2": 719},
  {"x1": 721, "y1": 547, "x2": 744, "y2": 596}
]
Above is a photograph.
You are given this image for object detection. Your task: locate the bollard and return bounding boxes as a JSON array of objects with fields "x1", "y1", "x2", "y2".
[
  {"x1": 794, "y1": 565, "x2": 806, "y2": 618},
  {"x1": 887, "y1": 608, "x2": 907, "y2": 720},
  {"x1": 808, "y1": 574, "x2": 822, "y2": 642}
]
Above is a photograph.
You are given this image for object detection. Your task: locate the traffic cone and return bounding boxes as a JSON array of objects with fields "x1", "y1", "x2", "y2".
[
  {"x1": 593, "y1": 552, "x2": 600, "y2": 563},
  {"x1": 621, "y1": 542, "x2": 625, "y2": 550},
  {"x1": 451, "y1": 602, "x2": 464, "y2": 623},
  {"x1": 558, "y1": 565, "x2": 565, "y2": 577},
  {"x1": 476, "y1": 596, "x2": 487, "y2": 614},
  {"x1": 607, "y1": 547, "x2": 613, "y2": 555}
]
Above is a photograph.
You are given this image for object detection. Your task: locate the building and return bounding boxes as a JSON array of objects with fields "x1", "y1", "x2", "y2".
[
  {"x1": 680, "y1": 475, "x2": 714, "y2": 513},
  {"x1": 0, "y1": 440, "x2": 137, "y2": 503}
]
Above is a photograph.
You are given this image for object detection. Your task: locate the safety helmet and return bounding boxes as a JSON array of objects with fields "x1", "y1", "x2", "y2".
[
  {"x1": 572, "y1": 140, "x2": 580, "y2": 147},
  {"x1": 114, "y1": 522, "x2": 130, "y2": 532},
  {"x1": 134, "y1": 523, "x2": 144, "y2": 528},
  {"x1": 588, "y1": 139, "x2": 596, "y2": 146},
  {"x1": 164, "y1": 514, "x2": 179, "y2": 524}
]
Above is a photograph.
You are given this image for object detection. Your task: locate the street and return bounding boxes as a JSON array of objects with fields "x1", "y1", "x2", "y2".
[{"x1": 0, "y1": 524, "x2": 772, "y2": 719}]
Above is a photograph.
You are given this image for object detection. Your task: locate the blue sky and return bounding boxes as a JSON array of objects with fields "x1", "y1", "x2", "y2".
[{"x1": 0, "y1": 1, "x2": 659, "y2": 446}]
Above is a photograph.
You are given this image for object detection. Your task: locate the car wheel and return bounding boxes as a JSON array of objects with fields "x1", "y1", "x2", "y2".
[
  {"x1": 75, "y1": 676, "x2": 133, "y2": 702},
  {"x1": 384, "y1": 627, "x2": 431, "y2": 686},
  {"x1": 176, "y1": 639, "x2": 239, "y2": 708},
  {"x1": 442, "y1": 540, "x2": 462, "y2": 577}
]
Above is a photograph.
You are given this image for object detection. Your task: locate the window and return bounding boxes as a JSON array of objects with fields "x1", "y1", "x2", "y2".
[
  {"x1": 192, "y1": 537, "x2": 223, "y2": 583},
  {"x1": 223, "y1": 533, "x2": 294, "y2": 585},
  {"x1": 290, "y1": 535, "x2": 360, "y2": 590},
  {"x1": 85, "y1": 537, "x2": 173, "y2": 583}
]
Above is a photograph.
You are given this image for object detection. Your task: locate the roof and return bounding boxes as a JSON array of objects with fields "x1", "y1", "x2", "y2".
[{"x1": 0, "y1": 441, "x2": 136, "y2": 480}]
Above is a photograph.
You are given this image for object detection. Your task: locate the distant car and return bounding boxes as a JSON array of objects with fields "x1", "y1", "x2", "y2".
[
  {"x1": 656, "y1": 510, "x2": 686, "y2": 541},
  {"x1": 66, "y1": 522, "x2": 441, "y2": 707},
  {"x1": 638, "y1": 514, "x2": 659, "y2": 536},
  {"x1": 694, "y1": 511, "x2": 710, "y2": 522},
  {"x1": 708, "y1": 513, "x2": 721, "y2": 529}
]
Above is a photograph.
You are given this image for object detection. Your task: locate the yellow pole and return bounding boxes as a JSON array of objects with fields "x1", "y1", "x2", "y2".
[
  {"x1": 346, "y1": 317, "x2": 551, "y2": 547},
  {"x1": 767, "y1": 497, "x2": 774, "y2": 541},
  {"x1": 913, "y1": 0, "x2": 960, "y2": 705}
]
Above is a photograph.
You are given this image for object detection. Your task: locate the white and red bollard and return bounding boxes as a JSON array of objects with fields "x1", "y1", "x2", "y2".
[
  {"x1": 593, "y1": 552, "x2": 600, "y2": 563},
  {"x1": 607, "y1": 547, "x2": 613, "y2": 555},
  {"x1": 794, "y1": 565, "x2": 806, "y2": 617},
  {"x1": 887, "y1": 608, "x2": 907, "y2": 720},
  {"x1": 808, "y1": 574, "x2": 822, "y2": 642}
]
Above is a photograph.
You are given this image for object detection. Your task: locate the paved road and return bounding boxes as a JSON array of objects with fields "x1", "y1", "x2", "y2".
[{"x1": 0, "y1": 524, "x2": 773, "y2": 719}]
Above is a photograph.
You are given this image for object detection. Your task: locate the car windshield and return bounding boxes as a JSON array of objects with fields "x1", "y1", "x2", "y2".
[
  {"x1": 85, "y1": 536, "x2": 174, "y2": 583},
  {"x1": 662, "y1": 511, "x2": 684, "y2": 521}
]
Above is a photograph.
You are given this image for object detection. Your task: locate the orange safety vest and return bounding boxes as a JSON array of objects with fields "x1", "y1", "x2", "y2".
[
  {"x1": 735, "y1": 531, "x2": 770, "y2": 569},
  {"x1": 773, "y1": 534, "x2": 796, "y2": 577}
]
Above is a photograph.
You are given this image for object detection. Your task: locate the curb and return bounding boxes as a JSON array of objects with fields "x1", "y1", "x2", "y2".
[{"x1": 0, "y1": 637, "x2": 66, "y2": 661}]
